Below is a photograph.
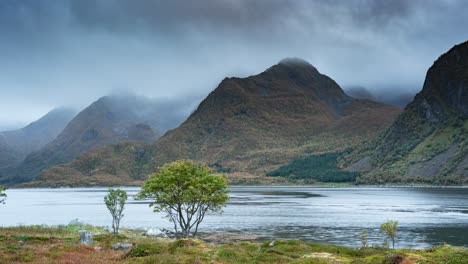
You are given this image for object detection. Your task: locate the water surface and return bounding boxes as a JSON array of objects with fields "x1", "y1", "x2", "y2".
[{"x1": 2, "y1": 186, "x2": 467, "y2": 248}]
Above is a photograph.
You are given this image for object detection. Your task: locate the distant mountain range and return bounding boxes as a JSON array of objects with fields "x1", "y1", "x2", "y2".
[
  {"x1": 0, "y1": 95, "x2": 186, "y2": 184},
  {"x1": 0, "y1": 108, "x2": 76, "y2": 169},
  {"x1": 341, "y1": 41, "x2": 468, "y2": 184},
  {"x1": 27, "y1": 58, "x2": 401, "y2": 186}
]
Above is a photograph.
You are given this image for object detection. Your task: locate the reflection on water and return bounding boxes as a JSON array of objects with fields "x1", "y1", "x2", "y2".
[{"x1": 2, "y1": 186, "x2": 467, "y2": 248}]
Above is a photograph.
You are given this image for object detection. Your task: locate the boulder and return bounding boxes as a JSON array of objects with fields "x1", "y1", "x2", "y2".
[
  {"x1": 78, "y1": 230, "x2": 93, "y2": 245},
  {"x1": 112, "y1": 243, "x2": 133, "y2": 250},
  {"x1": 142, "y1": 228, "x2": 169, "y2": 238}
]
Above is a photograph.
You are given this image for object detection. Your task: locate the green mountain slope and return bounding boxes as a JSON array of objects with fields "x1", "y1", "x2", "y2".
[{"x1": 341, "y1": 41, "x2": 468, "y2": 184}]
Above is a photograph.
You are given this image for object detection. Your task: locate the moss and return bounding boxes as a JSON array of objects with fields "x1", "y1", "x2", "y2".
[
  {"x1": 125, "y1": 243, "x2": 166, "y2": 258},
  {"x1": 94, "y1": 233, "x2": 129, "y2": 249}
]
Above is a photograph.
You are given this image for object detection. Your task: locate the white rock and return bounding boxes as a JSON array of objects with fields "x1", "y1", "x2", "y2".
[
  {"x1": 112, "y1": 243, "x2": 133, "y2": 250},
  {"x1": 144, "y1": 228, "x2": 167, "y2": 237}
]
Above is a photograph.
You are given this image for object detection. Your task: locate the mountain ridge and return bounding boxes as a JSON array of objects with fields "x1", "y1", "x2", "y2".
[{"x1": 29, "y1": 58, "x2": 402, "y2": 187}]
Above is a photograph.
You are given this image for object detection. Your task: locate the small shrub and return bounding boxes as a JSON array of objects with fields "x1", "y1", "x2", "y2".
[
  {"x1": 169, "y1": 238, "x2": 199, "y2": 253},
  {"x1": 125, "y1": 243, "x2": 164, "y2": 258},
  {"x1": 382, "y1": 253, "x2": 406, "y2": 264},
  {"x1": 381, "y1": 220, "x2": 398, "y2": 249}
]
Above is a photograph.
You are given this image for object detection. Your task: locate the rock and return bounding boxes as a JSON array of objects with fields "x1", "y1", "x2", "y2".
[
  {"x1": 79, "y1": 230, "x2": 93, "y2": 245},
  {"x1": 112, "y1": 243, "x2": 133, "y2": 250},
  {"x1": 146, "y1": 228, "x2": 163, "y2": 236},
  {"x1": 269, "y1": 240, "x2": 275, "y2": 247},
  {"x1": 161, "y1": 229, "x2": 176, "y2": 237},
  {"x1": 143, "y1": 228, "x2": 169, "y2": 238},
  {"x1": 93, "y1": 247, "x2": 102, "y2": 252},
  {"x1": 69, "y1": 218, "x2": 85, "y2": 226}
]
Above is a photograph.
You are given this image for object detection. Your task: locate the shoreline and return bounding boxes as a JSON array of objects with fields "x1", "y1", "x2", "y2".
[{"x1": 6, "y1": 184, "x2": 468, "y2": 190}]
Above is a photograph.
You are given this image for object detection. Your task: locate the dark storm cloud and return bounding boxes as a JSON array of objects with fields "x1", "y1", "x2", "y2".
[{"x1": 0, "y1": 0, "x2": 467, "y2": 127}]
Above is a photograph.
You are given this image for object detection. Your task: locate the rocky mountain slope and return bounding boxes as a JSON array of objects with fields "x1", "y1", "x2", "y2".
[
  {"x1": 1, "y1": 95, "x2": 183, "y2": 184},
  {"x1": 0, "y1": 108, "x2": 76, "y2": 169},
  {"x1": 341, "y1": 41, "x2": 468, "y2": 184},
  {"x1": 30, "y1": 58, "x2": 401, "y2": 187}
]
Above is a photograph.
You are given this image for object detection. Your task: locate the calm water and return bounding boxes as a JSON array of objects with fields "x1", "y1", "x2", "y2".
[{"x1": 2, "y1": 186, "x2": 467, "y2": 248}]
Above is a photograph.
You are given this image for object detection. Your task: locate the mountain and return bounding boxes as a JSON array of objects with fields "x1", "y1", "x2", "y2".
[
  {"x1": 0, "y1": 108, "x2": 76, "y2": 169},
  {"x1": 29, "y1": 58, "x2": 401, "y2": 187},
  {"x1": 341, "y1": 41, "x2": 468, "y2": 184},
  {"x1": 150, "y1": 58, "x2": 401, "y2": 173},
  {"x1": 1, "y1": 95, "x2": 184, "y2": 184}
]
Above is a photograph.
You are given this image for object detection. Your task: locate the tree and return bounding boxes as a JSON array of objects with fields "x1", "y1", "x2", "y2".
[
  {"x1": 380, "y1": 220, "x2": 398, "y2": 249},
  {"x1": 136, "y1": 160, "x2": 230, "y2": 238},
  {"x1": 360, "y1": 230, "x2": 368, "y2": 248},
  {"x1": 0, "y1": 186, "x2": 6, "y2": 204},
  {"x1": 104, "y1": 188, "x2": 128, "y2": 234}
]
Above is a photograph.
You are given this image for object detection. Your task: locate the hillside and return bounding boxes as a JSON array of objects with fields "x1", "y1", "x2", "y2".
[
  {"x1": 1, "y1": 95, "x2": 181, "y2": 184},
  {"x1": 150, "y1": 58, "x2": 401, "y2": 174},
  {"x1": 32, "y1": 58, "x2": 401, "y2": 187},
  {"x1": 341, "y1": 41, "x2": 468, "y2": 184},
  {"x1": 0, "y1": 108, "x2": 76, "y2": 169}
]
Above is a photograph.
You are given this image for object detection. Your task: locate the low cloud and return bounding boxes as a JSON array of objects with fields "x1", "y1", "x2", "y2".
[{"x1": 0, "y1": 0, "x2": 467, "y2": 127}]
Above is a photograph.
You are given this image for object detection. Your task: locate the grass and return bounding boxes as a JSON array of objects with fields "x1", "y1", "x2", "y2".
[{"x1": 0, "y1": 225, "x2": 466, "y2": 263}]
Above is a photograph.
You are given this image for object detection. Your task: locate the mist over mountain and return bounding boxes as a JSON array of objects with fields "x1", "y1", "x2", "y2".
[
  {"x1": 345, "y1": 86, "x2": 415, "y2": 108},
  {"x1": 0, "y1": 94, "x2": 189, "y2": 184}
]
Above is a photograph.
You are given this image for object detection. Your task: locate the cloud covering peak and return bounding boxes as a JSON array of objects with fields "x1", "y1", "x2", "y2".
[{"x1": 1, "y1": 0, "x2": 467, "y2": 127}]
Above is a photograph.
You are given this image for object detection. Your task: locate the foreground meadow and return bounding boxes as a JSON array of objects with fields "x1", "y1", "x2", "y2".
[{"x1": 0, "y1": 225, "x2": 466, "y2": 264}]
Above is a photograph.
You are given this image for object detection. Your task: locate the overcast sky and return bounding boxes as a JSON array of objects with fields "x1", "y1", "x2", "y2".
[{"x1": 1, "y1": 0, "x2": 467, "y2": 130}]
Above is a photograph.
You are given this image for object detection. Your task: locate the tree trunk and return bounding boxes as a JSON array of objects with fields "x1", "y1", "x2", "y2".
[{"x1": 115, "y1": 217, "x2": 119, "y2": 234}]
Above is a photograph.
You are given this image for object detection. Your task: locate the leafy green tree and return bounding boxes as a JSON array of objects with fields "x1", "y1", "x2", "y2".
[
  {"x1": 136, "y1": 160, "x2": 230, "y2": 238},
  {"x1": 380, "y1": 220, "x2": 398, "y2": 249},
  {"x1": 0, "y1": 186, "x2": 6, "y2": 204},
  {"x1": 104, "y1": 188, "x2": 128, "y2": 234}
]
